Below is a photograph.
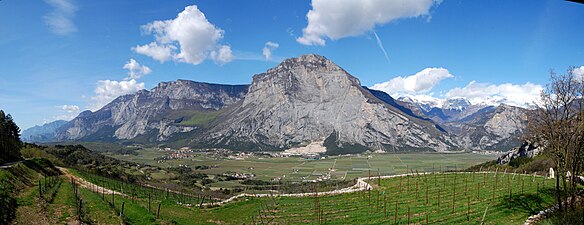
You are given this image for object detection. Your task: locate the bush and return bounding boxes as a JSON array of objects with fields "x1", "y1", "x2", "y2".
[
  {"x1": 509, "y1": 156, "x2": 533, "y2": 168},
  {"x1": 540, "y1": 204, "x2": 584, "y2": 224},
  {"x1": 0, "y1": 183, "x2": 17, "y2": 224}
]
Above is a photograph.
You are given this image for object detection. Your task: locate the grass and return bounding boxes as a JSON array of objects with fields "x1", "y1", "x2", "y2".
[
  {"x1": 179, "y1": 110, "x2": 223, "y2": 127},
  {"x1": 51, "y1": 177, "x2": 76, "y2": 223},
  {"x1": 105, "y1": 150, "x2": 497, "y2": 182},
  {"x1": 63, "y1": 170, "x2": 556, "y2": 224},
  {"x1": 77, "y1": 187, "x2": 123, "y2": 224}
]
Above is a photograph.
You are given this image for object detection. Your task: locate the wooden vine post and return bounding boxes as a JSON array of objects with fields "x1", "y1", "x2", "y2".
[
  {"x1": 425, "y1": 183, "x2": 429, "y2": 205},
  {"x1": 477, "y1": 182, "x2": 480, "y2": 201},
  {"x1": 438, "y1": 190, "x2": 441, "y2": 207},
  {"x1": 394, "y1": 199, "x2": 398, "y2": 224},
  {"x1": 467, "y1": 196, "x2": 470, "y2": 221},
  {"x1": 157, "y1": 203, "x2": 161, "y2": 219},
  {"x1": 384, "y1": 195, "x2": 387, "y2": 217},
  {"x1": 407, "y1": 206, "x2": 411, "y2": 225}
]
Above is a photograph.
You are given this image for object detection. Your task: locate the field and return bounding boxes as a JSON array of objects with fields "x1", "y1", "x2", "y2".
[
  {"x1": 69, "y1": 170, "x2": 555, "y2": 224},
  {"x1": 105, "y1": 149, "x2": 497, "y2": 183},
  {"x1": 5, "y1": 158, "x2": 556, "y2": 224}
]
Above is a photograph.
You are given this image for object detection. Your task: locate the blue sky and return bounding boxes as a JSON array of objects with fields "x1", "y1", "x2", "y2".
[{"x1": 1, "y1": 0, "x2": 583, "y2": 129}]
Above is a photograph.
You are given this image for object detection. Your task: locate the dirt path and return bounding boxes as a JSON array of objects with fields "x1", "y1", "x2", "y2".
[
  {"x1": 58, "y1": 167, "x2": 127, "y2": 197},
  {"x1": 59, "y1": 168, "x2": 553, "y2": 218}
]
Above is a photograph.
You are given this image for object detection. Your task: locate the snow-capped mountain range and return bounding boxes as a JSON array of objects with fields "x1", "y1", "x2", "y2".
[{"x1": 394, "y1": 94, "x2": 530, "y2": 150}]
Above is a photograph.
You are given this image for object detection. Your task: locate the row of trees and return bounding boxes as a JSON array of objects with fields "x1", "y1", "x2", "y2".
[
  {"x1": 530, "y1": 67, "x2": 584, "y2": 211},
  {"x1": 0, "y1": 110, "x2": 22, "y2": 162}
]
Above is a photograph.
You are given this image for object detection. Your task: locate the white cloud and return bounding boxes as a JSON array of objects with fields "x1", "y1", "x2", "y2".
[
  {"x1": 573, "y1": 66, "x2": 584, "y2": 81},
  {"x1": 134, "y1": 5, "x2": 232, "y2": 65},
  {"x1": 43, "y1": 0, "x2": 77, "y2": 35},
  {"x1": 89, "y1": 79, "x2": 145, "y2": 111},
  {"x1": 210, "y1": 45, "x2": 233, "y2": 65},
  {"x1": 262, "y1": 42, "x2": 279, "y2": 60},
  {"x1": 445, "y1": 81, "x2": 543, "y2": 107},
  {"x1": 297, "y1": 0, "x2": 439, "y2": 45},
  {"x1": 132, "y1": 42, "x2": 175, "y2": 63},
  {"x1": 53, "y1": 104, "x2": 80, "y2": 121},
  {"x1": 371, "y1": 67, "x2": 453, "y2": 94},
  {"x1": 61, "y1": 105, "x2": 79, "y2": 113},
  {"x1": 123, "y1": 58, "x2": 152, "y2": 80}
]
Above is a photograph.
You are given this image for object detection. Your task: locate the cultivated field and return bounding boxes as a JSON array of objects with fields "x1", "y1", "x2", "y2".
[
  {"x1": 105, "y1": 149, "x2": 497, "y2": 183},
  {"x1": 69, "y1": 170, "x2": 555, "y2": 224}
]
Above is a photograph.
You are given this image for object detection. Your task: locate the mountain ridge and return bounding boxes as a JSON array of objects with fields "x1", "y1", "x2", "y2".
[{"x1": 41, "y1": 54, "x2": 529, "y2": 153}]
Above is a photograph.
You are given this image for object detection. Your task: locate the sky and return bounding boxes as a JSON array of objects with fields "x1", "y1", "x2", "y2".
[{"x1": 1, "y1": 0, "x2": 583, "y2": 130}]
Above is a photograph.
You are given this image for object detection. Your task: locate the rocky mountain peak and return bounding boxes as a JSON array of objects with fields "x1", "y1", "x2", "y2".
[
  {"x1": 256, "y1": 54, "x2": 358, "y2": 83},
  {"x1": 442, "y1": 98, "x2": 471, "y2": 111},
  {"x1": 207, "y1": 54, "x2": 456, "y2": 152}
]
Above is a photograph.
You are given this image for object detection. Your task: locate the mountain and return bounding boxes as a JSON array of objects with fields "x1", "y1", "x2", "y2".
[
  {"x1": 55, "y1": 54, "x2": 529, "y2": 153},
  {"x1": 55, "y1": 80, "x2": 248, "y2": 142},
  {"x1": 401, "y1": 96, "x2": 530, "y2": 150},
  {"x1": 21, "y1": 120, "x2": 68, "y2": 142},
  {"x1": 202, "y1": 54, "x2": 457, "y2": 153}
]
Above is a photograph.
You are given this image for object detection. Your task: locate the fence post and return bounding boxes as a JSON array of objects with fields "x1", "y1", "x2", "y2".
[
  {"x1": 121, "y1": 202, "x2": 125, "y2": 217},
  {"x1": 467, "y1": 196, "x2": 470, "y2": 221},
  {"x1": 408, "y1": 206, "x2": 410, "y2": 225},
  {"x1": 39, "y1": 180, "x2": 43, "y2": 198},
  {"x1": 157, "y1": 203, "x2": 161, "y2": 219},
  {"x1": 394, "y1": 199, "x2": 398, "y2": 224}
]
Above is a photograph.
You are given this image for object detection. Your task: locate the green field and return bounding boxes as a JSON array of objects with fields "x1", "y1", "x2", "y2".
[
  {"x1": 4, "y1": 159, "x2": 556, "y2": 224},
  {"x1": 70, "y1": 171, "x2": 554, "y2": 224},
  {"x1": 105, "y1": 149, "x2": 497, "y2": 183}
]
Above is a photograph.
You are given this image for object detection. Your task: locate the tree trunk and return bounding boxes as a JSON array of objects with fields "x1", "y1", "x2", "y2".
[{"x1": 556, "y1": 166, "x2": 563, "y2": 211}]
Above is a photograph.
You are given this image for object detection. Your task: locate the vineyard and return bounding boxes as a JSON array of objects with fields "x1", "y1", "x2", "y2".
[{"x1": 61, "y1": 168, "x2": 555, "y2": 224}]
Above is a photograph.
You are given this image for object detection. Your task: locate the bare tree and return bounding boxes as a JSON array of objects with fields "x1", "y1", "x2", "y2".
[{"x1": 529, "y1": 67, "x2": 584, "y2": 210}]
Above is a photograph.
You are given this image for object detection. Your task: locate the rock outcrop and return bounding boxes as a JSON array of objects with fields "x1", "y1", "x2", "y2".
[
  {"x1": 203, "y1": 54, "x2": 457, "y2": 152},
  {"x1": 497, "y1": 141, "x2": 543, "y2": 165},
  {"x1": 55, "y1": 80, "x2": 248, "y2": 141},
  {"x1": 53, "y1": 54, "x2": 531, "y2": 153}
]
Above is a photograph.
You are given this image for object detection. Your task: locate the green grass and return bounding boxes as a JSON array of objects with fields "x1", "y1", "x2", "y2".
[
  {"x1": 161, "y1": 109, "x2": 223, "y2": 127},
  {"x1": 64, "y1": 170, "x2": 556, "y2": 224},
  {"x1": 106, "y1": 150, "x2": 497, "y2": 182},
  {"x1": 180, "y1": 110, "x2": 222, "y2": 127},
  {"x1": 51, "y1": 177, "x2": 75, "y2": 223},
  {"x1": 77, "y1": 187, "x2": 123, "y2": 224}
]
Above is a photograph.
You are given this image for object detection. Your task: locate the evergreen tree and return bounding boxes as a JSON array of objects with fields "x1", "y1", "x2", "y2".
[{"x1": 0, "y1": 110, "x2": 22, "y2": 161}]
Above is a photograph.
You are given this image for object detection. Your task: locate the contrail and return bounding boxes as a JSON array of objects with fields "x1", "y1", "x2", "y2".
[{"x1": 373, "y1": 31, "x2": 390, "y2": 64}]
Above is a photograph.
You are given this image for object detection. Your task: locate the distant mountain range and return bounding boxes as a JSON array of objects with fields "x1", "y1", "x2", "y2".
[
  {"x1": 24, "y1": 54, "x2": 530, "y2": 153},
  {"x1": 21, "y1": 120, "x2": 68, "y2": 142},
  {"x1": 398, "y1": 97, "x2": 529, "y2": 150}
]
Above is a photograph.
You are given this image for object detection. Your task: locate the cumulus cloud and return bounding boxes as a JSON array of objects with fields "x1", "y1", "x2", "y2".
[
  {"x1": 297, "y1": 0, "x2": 439, "y2": 45},
  {"x1": 210, "y1": 45, "x2": 233, "y2": 65},
  {"x1": 371, "y1": 67, "x2": 453, "y2": 94},
  {"x1": 123, "y1": 58, "x2": 152, "y2": 80},
  {"x1": 132, "y1": 42, "x2": 175, "y2": 63},
  {"x1": 43, "y1": 0, "x2": 78, "y2": 35},
  {"x1": 262, "y1": 42, "x2": 279, "y2": 60},
  {"x1": 61, "y1": 105, "x2": 79, "y2": 113},
  {"x1": 89, "y1": 79, "x2": 145, "y2": 111},
  {"x1": 573, "y1": 66, "x2": 584, "y2": 81},
  {"x1": 445, "y1": 81, "x2": 543, "y2": 107},
  {"x1": 133, "y1": 5, "x2": 232, "y2": 65},
  {"x1": 53, "y1": 104, "x2": 80, "y2": 121}
]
